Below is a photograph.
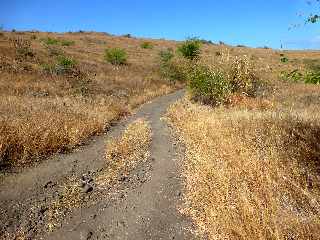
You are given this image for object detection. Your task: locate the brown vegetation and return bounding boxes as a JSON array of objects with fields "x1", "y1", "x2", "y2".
[
  {"x1": 97, "y1": 118, "x2": 152, "y2": 186},
  {"x1": 167, "y1": 83, "x2": 320, "y2": 239},
  {"x1": 0, "y1": 31, "x2": 177, "y2": 169}
]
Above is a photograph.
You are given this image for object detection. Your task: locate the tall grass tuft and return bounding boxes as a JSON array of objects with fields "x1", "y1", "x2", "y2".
[
  {"x1": 104, "y1": 48, "x2": 127, "y2": 65},
  {"x1": 177, "y1": 38, "x2": 202, "y2": 60}
]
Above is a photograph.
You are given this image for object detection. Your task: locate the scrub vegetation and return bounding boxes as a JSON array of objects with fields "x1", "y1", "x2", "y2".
[{"x1": 166, "y1": 38, "x2": 320, "y2": 239}]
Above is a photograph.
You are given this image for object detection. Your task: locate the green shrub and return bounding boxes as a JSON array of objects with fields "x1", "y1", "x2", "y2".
[
  {"x1": 280, "y1": 69, "x2": 303, "y2": 83},
  {"x1": 159, "y1": 48, "x2": 174, "y2": 63},
  {"x1": 57, "y1": 55, "x2": 76, "y2": 69},
  {"x1": 42, "y1": 37, "x2": 59, "y2": 45},
  {"x1": 140, "y1": 41, "x2": 153, "y2": 49},
  {"x1": 104, "y1": 48, "x2": 127, "y2": 65},
  {"x1": 304, "y1": 71, "x2": 320, "y2": 84},
  {"x1": 123, "y1": 34, "x2": 131, "y2": 38},
  {"x1": 280, "y1": 56, "x2": 289, "y2": 63},
  {"x1": 54, "y1": 56, "x2": 76, "y2": 74},
  {"x1": 41, "y1": 37, "x2": 75, "y2": 46},
  {"x1": 159, "y1": 49, "x2": 187, "y2": 83},
  {"x1": 160, "y1": 57, "x2": 189, "y2": 83},
  {"x1": 177, "y1": 38, "x2": 201, "y2": 60},
  {"x1": 188, "y1": 64, "x2": 231, "y2": 105},
  {"x1": 60, "y1": 39, "x2": 75, "y2": 46}
]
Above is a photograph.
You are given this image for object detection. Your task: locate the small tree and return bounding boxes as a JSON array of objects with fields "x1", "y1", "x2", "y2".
[
  {"x1": 177, "y1": 38, "x2": 201, "y2": 60},
  {"x1": 104, "y1": 48, "x2": 127, "y2": 65}
]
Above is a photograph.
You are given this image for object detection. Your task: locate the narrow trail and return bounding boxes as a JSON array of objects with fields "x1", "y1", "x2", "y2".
[{"x1": 0, "y1": 90, "x2": 196, "y2": 239}]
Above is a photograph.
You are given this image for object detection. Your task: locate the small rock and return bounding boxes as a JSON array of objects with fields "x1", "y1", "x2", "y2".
[
  {"x1": 118, "y1": 175, "x2": 128, "y2": 182},
  {"x1": 39, "y1": 207, "x2": 48, "y2": 214},
  {"x1": 82, "y1": 184, "x2": 93, "y2": 193},
  {"x1": 44, "y1": 181, "x2": 55, "y2": 188},
  {"x1": 81, "y1": 174, "x2": 93, "y2": 183}
]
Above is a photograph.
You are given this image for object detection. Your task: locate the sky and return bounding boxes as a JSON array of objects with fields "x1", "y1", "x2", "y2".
[{"x1": 1, "y1": 0, "x2": 320, "y2": 50}]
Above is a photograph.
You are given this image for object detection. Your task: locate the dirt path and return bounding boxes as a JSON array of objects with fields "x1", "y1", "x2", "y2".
[{"x1": 0, "y1": 90, "x2": 196, "y2": 239}]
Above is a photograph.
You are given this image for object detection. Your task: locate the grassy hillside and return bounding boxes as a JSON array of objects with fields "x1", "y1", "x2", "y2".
[
  {"x1": 1, "y1": 30, "x2": 319, "y2": 172},
  {"x1": 165, "y1": 41, "x2": 320, "y2": 239},
  {"x1": 1, "y1": 30, "x2": 320, "y2": 238},
  {"x1": 0, "y1": 31, "x2": 180, "y2": 169}
]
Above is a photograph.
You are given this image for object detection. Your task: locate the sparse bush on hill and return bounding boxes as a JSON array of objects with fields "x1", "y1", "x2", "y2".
[
  {"x1": 56, "y1": 55, "x2": 77, "y2": 72},
  {"x1": 160, "y1": 57, "x2": 189, "y2": 83},
  {"x1": 280, "y1": 68, "x2": 320, "y2": 85},
  {"x1": 104, "y1": 48, "x2": 127, "y2": 65},
  {"x1": 60, "y1": 39, "x2": 75, "y2": 46},
  {"x1": 42, "y1": 55, "x2": 77, "y2": 75},
  {"x1": 280, "y1": 56, "x2": 289, "y2": 63},
  {"x1": 177, "y1": 38, "x2": 202, "y2": 60},
  {"x1": 140, "y1": 41, "x2": 153, "y2": 49},
  {"x1": 159, "y1": 48, "x2": 174, "y2": 63},
  {"x1": 42, "y1": 37, "x2": 59, "y2": 45},
  {"x1": 187, "y1": 56, "x2": 259, "y2": 105},
  {"x1": 188, "y1": 64, "x2": 231, "y2": 105},
  {"x1": 304, "y1": 70, "x2": 320, "y2": 84},
  {"x1": 41, "y1": 37, "x2": 75, "y2": 47},
  {"x1": 280, "y1": 69, "x2": 304, "y2": 82},
  {"x1": 159, "y1": 48, "x2": 188, "y2": 83},
  {"x1": 228, "y1": 56, "x2": 259, "y2": 96}
]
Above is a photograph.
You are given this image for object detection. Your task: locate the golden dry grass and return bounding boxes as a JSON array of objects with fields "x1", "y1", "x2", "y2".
[
  {"x1": 0, "y1": 31, "x2": 175, "y2": 169},
  {"x1": 167, "y1": 92, "x2": 320, "y2": 239},
  {"x1": 96, "y1": 118, "x2": 152, "y2": 186},
  {"x1": 1, "y1": 30, "x2": 319, "y2": 172}
]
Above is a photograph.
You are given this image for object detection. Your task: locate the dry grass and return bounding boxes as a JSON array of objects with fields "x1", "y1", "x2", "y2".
[
  {"x1": 167, "y1": 93, "x2": 320, "y2": 239},
  {"x1": 0, "y1": 31, "x2": 175, "y2": 169},
  {"x1": 96, "y1": 118, "x2": 152, "y2": 186},
  {"x1": 1, "y1": 31, "x2": 319, "y2": 172}
]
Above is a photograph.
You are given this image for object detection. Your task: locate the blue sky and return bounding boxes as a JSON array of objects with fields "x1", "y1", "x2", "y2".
[{"x1": 1, "y1": 0, "x2": 320, "y2": 49}]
